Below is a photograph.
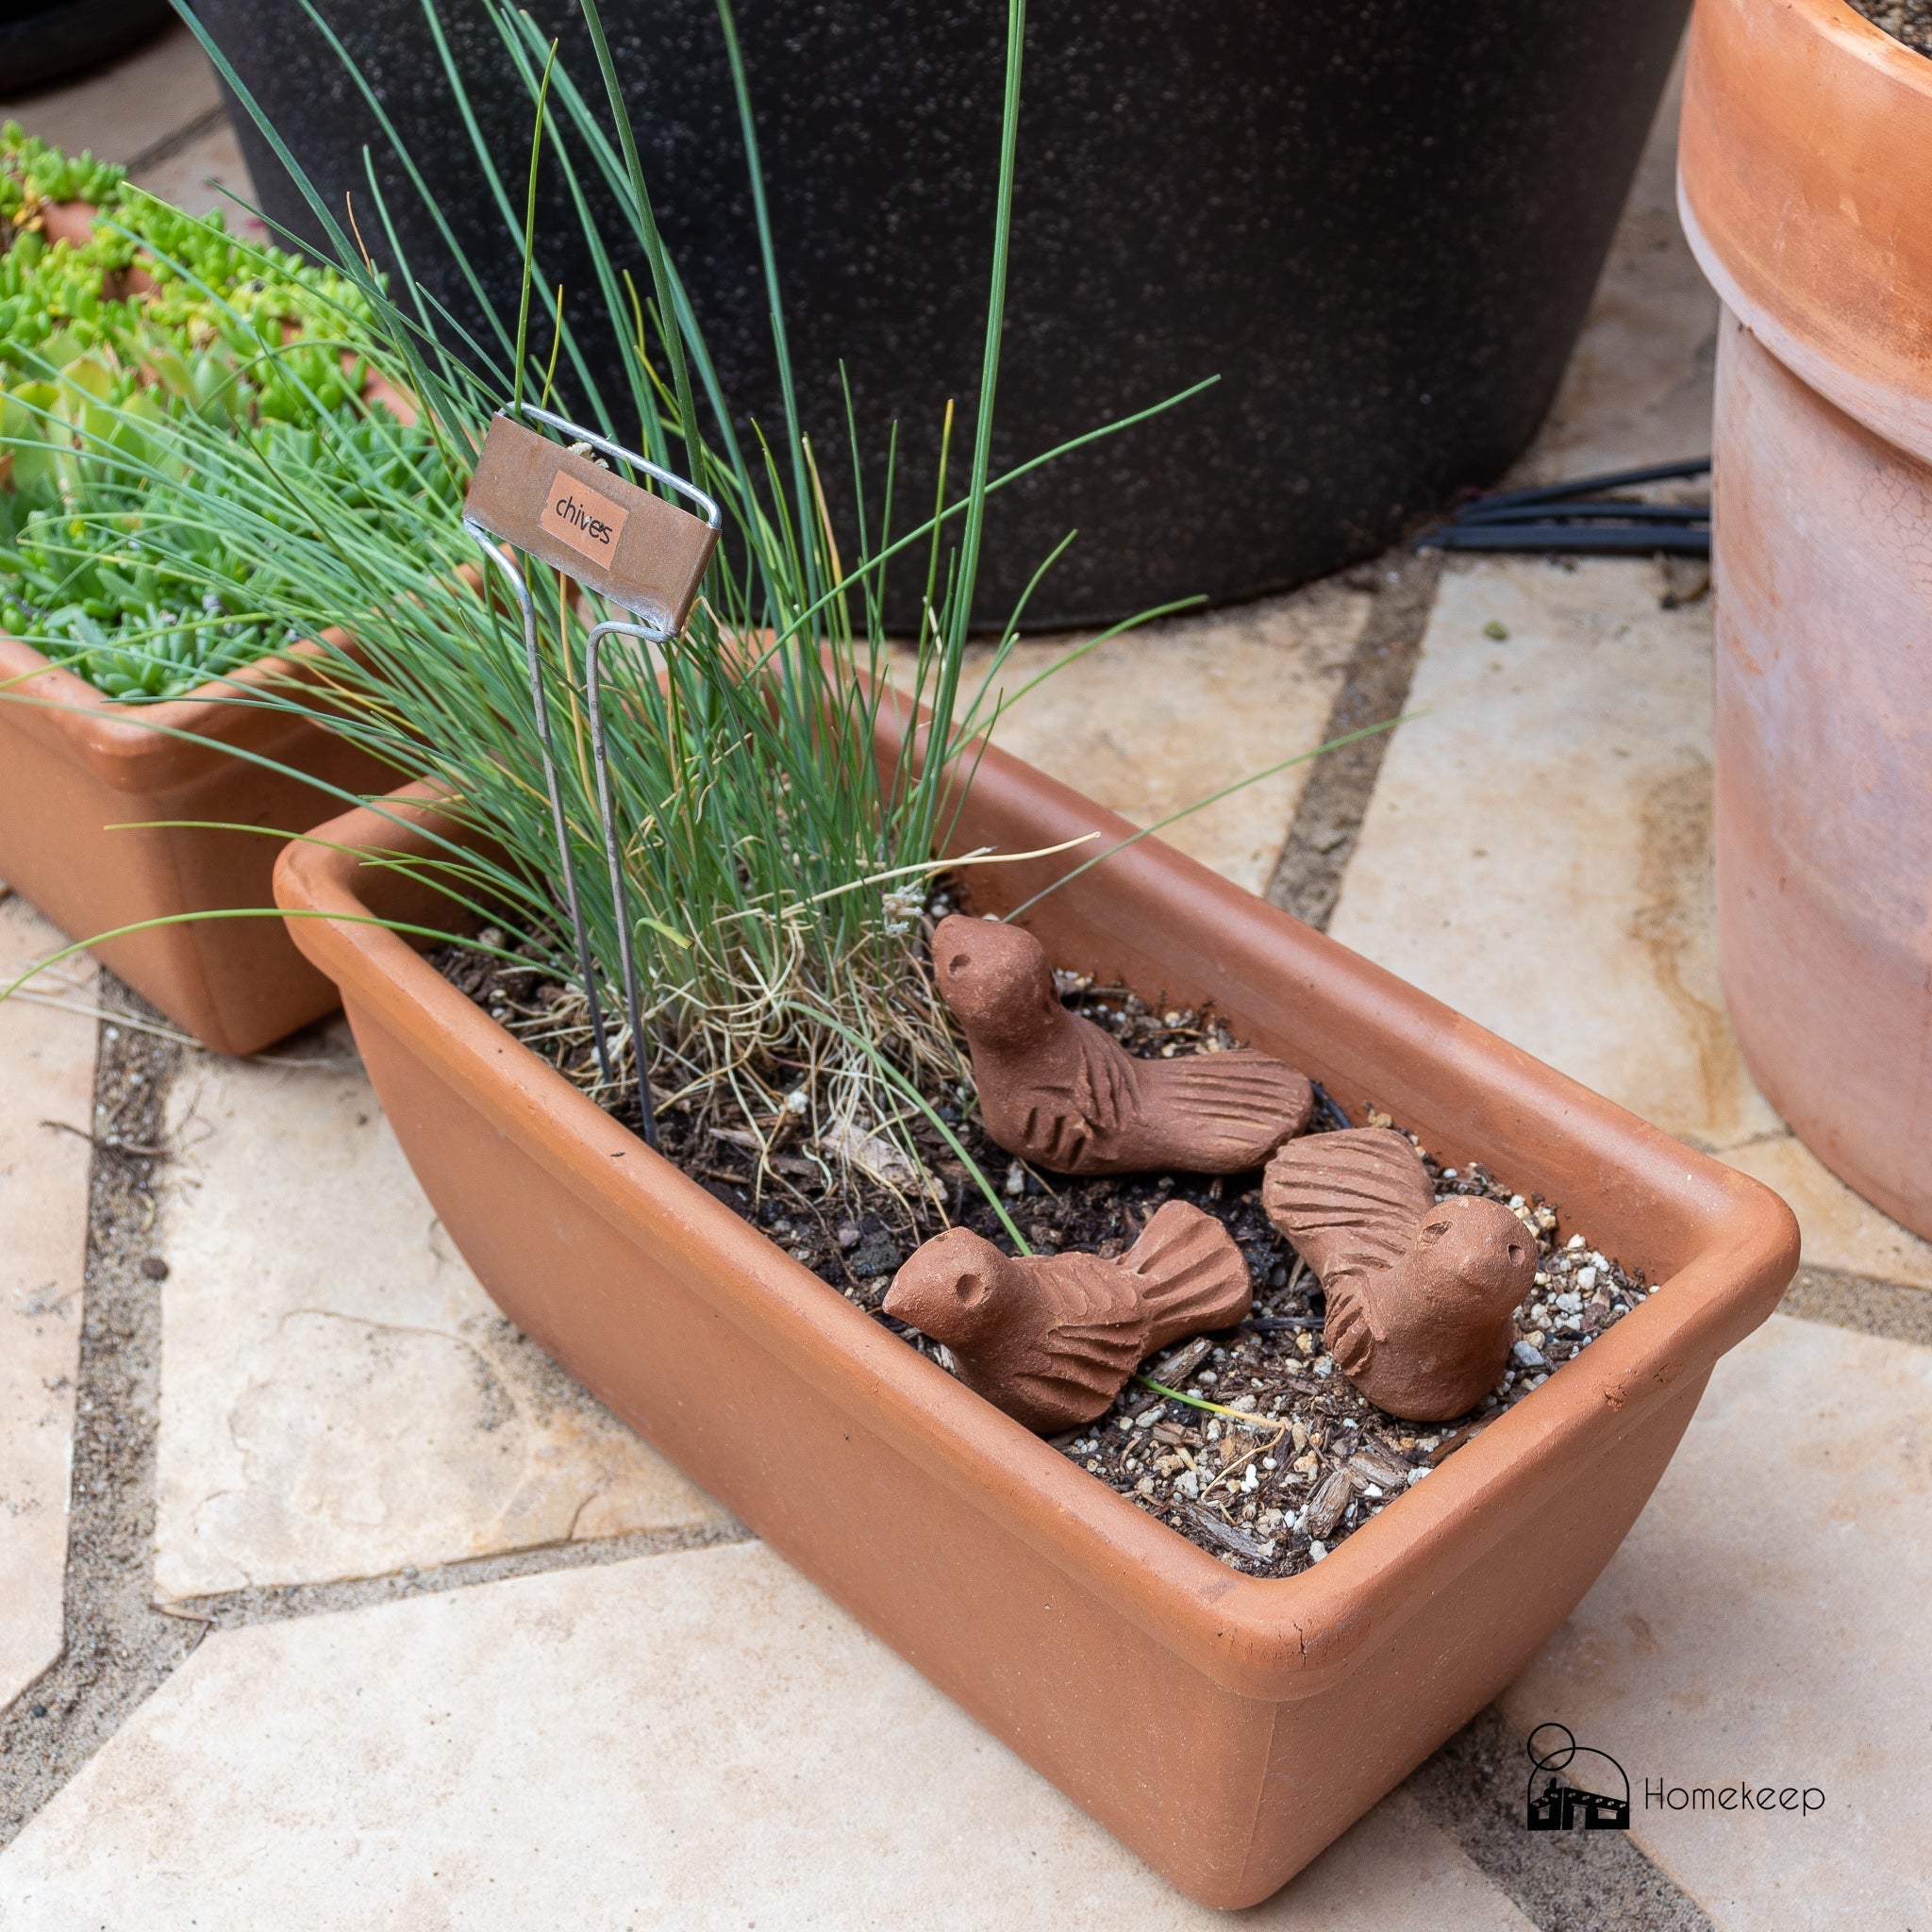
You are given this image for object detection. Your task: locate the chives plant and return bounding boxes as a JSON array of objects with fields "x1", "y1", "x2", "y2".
[{"x1": 67, "y1": 0, "x2": 1215, "y2": 1210}]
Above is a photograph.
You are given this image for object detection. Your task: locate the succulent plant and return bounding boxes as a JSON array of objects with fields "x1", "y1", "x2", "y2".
[{"x1": 1, "y1": 125, "x2": 441, "y2": 701}]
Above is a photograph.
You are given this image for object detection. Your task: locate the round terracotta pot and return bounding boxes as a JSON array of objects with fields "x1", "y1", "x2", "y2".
[
  {"x1": 1679, "y1": 0, "x2": 1932, "y2": 1241},
  {"x1": 0, "y1": 0, "x2": 171, "y2": 92}
]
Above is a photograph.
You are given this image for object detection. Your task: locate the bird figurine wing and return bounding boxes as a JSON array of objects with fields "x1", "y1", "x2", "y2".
[
  {"x1": 1261, "y1": 1128, "x2": 1438, "y2": 1341},
  {"x1": 1032, "y1": 1250, "x2": 1151, "y2": 1349},
  {"x1": 999, "y1": 1251, "x2": 1150, "y2": 1421},
  {"x1": 1056, "y1": 1024, "x2": 1135, "y2": 1163}
]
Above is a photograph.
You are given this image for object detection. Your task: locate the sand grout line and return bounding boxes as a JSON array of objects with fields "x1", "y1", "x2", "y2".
[
  {"x1": 169, "y1": 1520, "x2": 758, "y2": 1632},
  {"x1": 0, "y1": 982, "x2": 197, "y2": 1849},
  {"x1": 124, "y1": 103, "x2": 231, "y2": 179},
  {"x1": 1266, "y1": 546, "x2": 1445, "y2": 931},
  {"x1": 1776, "y1": 1265, "x2": 1932, "y2": 1348}
]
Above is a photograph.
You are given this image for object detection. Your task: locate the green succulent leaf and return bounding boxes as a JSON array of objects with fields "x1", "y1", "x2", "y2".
[{"x1": 4, "y1": 125, "x2": 440, "y2": 701}]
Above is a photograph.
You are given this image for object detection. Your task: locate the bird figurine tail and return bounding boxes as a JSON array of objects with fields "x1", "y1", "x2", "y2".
[{"x1": 1124, "y1": 1199, "x2": 1254, "y2": 1352}]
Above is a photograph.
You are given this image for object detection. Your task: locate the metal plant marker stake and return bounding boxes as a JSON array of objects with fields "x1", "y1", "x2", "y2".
[
  {"x1": 583, "y1": 612, "x2": 664, "y2": 1136},
  {"x1": 460, "y1": 403, "x2": 723, "y2": 1151}
]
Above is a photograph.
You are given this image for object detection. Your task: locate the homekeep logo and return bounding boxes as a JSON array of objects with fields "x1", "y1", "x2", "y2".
[
  {"x1": 1524, "y1": 1724, "x2": 1825, "y2": 1829},
  {"x1": 1643, "y1": 1776, "x2": 1825, "y2": 1816},
  {"x1": 1525, "y1": 1724, "x2": 1631, "y2": 1831}
]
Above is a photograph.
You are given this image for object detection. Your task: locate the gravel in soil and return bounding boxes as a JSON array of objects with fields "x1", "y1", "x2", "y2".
[
  {"x1": 1846, "y1": 0, "x2": 1932, "y2": 55},
  {"x1": 437, "y1": 902, "x2": 1655, "y2": 1582}
]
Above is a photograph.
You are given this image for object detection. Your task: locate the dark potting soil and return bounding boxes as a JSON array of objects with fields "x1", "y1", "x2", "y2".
[
  {"x1": 435, "y1": 912, "x2": 1656, "y2": 1581},
  {"x1": 1846, "y1": 0, "x2": 1932, "y2": 54}
]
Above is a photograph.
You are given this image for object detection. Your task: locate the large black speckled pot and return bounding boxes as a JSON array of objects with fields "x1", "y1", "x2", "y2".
[
  {"x1": 3, "y1": 0, "x2": 172, "y2": 91},
  {"x1": 194, "y1": 0, "x2": 1688, "y2": 627}
]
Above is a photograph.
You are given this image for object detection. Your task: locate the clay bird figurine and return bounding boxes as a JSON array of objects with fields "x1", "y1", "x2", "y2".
[
  {"x1": 932, "y1": 914, "x2": 1312, "y2": 1174},
  {"x1": 883, "y1": 1199, "x2": 1252, "y2": 1433},
  {"x1": 1261, "y1": 1127, "x2": 1535, "y2": 1421}
]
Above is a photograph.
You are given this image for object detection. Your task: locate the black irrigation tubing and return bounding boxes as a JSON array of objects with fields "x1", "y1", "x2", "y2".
[
  {"x1": 1456, "y1": 456, "x2": 1710, "y2": 511},
  {"x1": 1426, "y1": 525, "x2": 1710, "y2": 557},
  {"x1": 1420, "y1": 456, "x2": 1712, "y2": 559},
  {"x1": 1310, "y1": 1081, "x2": 1352, "y2": 1132},
  {"x1": 1449, "y1": 500, "x2": 1707, "y2": 528}
]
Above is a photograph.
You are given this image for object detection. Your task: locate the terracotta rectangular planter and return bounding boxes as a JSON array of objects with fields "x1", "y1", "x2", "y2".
[
  {"x1": 273, "y1": 707, "x2": 1797, "y2": 1908},
  {"x1": 0, "y1": 633, "x2": 394, "y2": 1054}
]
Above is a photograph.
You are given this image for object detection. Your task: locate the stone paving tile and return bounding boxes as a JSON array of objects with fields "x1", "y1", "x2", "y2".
[
  {"x1": 0, "y1": 23, "x2": 221, "y2": 171},
  {"x1": 1325, "y1": 554, "x2": 1932, "y2": 1291},
  {"x1": 129, "y1": 117, "x2": 260, "y2": 231},
  {"x1": 898, "y1": 578, "x2": 1371, "y2": 897},
  {"x1": 0, "y1": 1540, "x2": 1531, "y2": 1929},
  {"x1": 1500, "y1": 1314, "x2": 1931, "y2": 1932},
  {"x1": 152, "y1": 1024, "x2": 724, "y2": 1604},
  {"x1": 0, "y1": 893, "x2": 96, "y2": 1709}
]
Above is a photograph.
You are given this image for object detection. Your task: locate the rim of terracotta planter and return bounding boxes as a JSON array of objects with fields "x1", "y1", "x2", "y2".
[
  {"x1": 0, "y1": 625, "x2": 363, "y2": 791},
  {"x1": 274, "y1": 703, "x2": 1799, "y2": 1703},
  {"x1": 1679, "y1": 0, "x2": 1932, "y2": 462}
]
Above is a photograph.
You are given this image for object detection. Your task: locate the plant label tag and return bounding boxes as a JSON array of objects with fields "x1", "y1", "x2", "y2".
[
  {"x1": 539, "y1": 471, "x2": 630, "y2": 564},
  {"x1": 463, "y1": 413, "x2": 719, "y2": 632}
]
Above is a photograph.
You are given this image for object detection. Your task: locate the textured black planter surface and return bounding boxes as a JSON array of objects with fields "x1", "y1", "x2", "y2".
[
  {"x1": 2, "y1": 0, "x2": 173, "y2": 92},
  {"x1": 197, "y1": 0, "x2": 1689, "y2": 627}
]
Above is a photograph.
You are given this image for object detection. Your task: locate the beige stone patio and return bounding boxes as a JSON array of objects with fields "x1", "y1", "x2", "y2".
[
  {"x1": 0, "y1": 893, "x2": 95, "y2": 1711},
  {"x1": 2, "y1": 1541, "x2": 1535, "y2": 1932},
  {"x1": 2, "y1": 21, "x2": 1927, "y2": 1932}
]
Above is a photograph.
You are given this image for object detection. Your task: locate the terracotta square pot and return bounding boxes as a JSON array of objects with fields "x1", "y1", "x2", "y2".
[
  {"x1": 272, "y1": 705, "x2": 1797, "y2": 1907},
  {"x1": 1, "y1": 198, "x2": 415, "y2": 1053},
  {"x1": 0, "y1": 632, "x2": 394, "y2": 1054}
]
